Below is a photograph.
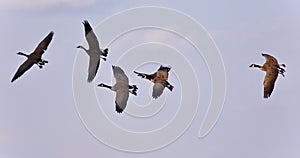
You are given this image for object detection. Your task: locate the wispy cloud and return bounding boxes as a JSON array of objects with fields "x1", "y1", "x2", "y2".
[{"x1": 0, "y1": 0, "x2": 96, "y2": 9}]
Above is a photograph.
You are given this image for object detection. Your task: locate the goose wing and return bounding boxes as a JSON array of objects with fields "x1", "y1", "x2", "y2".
[
  {"x1": 157, "y1": 65, "x2": 171, "y2": 72},
  {"x1": 134, "y1": 71, "x2": 156, "y2": 81},
  {"x1": 263, "y1": 67, "x2": 279, "y2": 98},
  {"x1": 34, "y1": 31, "x2": 54, "y2": 56},
  {"x1": 11, "y1": 59, "x2": 35, "y2": 82},
  {"x1": 262, "y1": 53, "x2": 279, "y2": 65},
  {"x1": 87, "y1": 55, "x2": 100, "y2": 82},
  {"x1": 83, "y1": 20, "x2": 100, "y2": 50},
  {"x1": 152, "y1": 82, "x2": 165, "y2": 99},
  {"x1": 112, "y1": 66, "x2": 129, "y2": 84},
  {"x1": 115, "y1": 87, "x2": 129, "y2": 113}
]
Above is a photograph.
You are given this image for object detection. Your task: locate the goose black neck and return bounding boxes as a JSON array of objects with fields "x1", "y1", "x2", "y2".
[
  {"x1": 17, "y1": 52, "x2": 29, "y2": 57},
  {"x1": 77, "y1": 45, "x2": 88, "y2": 53},
  {"x1": 99, "y1": 83, "x2": 112, "y2": 89},
  {"x1": 250, "y1": 64, "x2": 261, "y2": 68}
]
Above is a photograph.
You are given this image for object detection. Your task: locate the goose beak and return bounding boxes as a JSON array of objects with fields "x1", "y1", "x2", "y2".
[{"x1": 76, "y1": 46, "x2": 80, "y2": 48}]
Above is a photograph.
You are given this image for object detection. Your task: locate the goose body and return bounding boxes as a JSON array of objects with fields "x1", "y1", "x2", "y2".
[
  {"x1": 11, "y1": 31, "x2": 54, "y2": 82},
  {"x1": 249, "y1": 53, "x2": 286, "y2": 98},
  {"x1": 134, "y1": 65, "x2": 174, "y2": 99},
  {"x1": 98, "y1": 66, "x2": 137, "y2": 113},
  {"x1": 77, "y1": 20, "x2": 108, "y2": 82}
]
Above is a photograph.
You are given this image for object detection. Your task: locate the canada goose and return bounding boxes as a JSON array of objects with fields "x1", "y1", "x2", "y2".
[
  {"x1": 11, "y1": 31, "x2": 54, "y2": 83},
  {"x1": 249, "y1": 53, "x2": 286, "y2": 98},
  {"x1": 98, "y1": 66, "x2": 138, "y2": 113},
  {"x1": 134, "y1": 65, "x2": 174, "y2": 99},
  {"x1": 77, "y1": 20, "x2": 108, "y2": 82}
]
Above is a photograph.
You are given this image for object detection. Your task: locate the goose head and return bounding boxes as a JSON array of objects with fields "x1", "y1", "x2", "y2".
[
  {"x1": 97, "y1": 83, "x2": 112, "y2": 89},
  {"x1": 16, "y1": 52, "x2": 28, "y2": 57},
  {"x1": 249, "y1": 64, "x2": 255, "y2": 67},
  {"x1": 98, "y1": 83, "x2": 105, "y2": 87}
]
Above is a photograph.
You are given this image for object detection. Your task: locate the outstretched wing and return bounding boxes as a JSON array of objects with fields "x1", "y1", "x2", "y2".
[
  {"x1": 112, "y1": 66, "x2": 128, "y2": 84},
  {"x1": 11, "y1": 59, "x2": 35, "y2": 82},
  {"x1": 152, "y1": 82, "x2": 165, "y2": 99},
  {"x1": 87, "y1": 56, "x2": 100, "y2": 82},
  {"x1": 263, "y1": 68, "x2": 279, "y2": 98},
  {"x1": 262, "y1": 53, "x2": 279, "y2": 65},
  {"x1": 115, "y1": 88, "x2": 129, "y2": 113},
  {"x1": 134, "y1": 71, "x2": 156, "y2": 81},
  {"x1": 82, "y1": 20, "x2": 100, "y2": 50},
  {"x1": 34, "y1": 31, "x2": 54, "y2": 56},
  {"x1": 157, "y1": 65, "x2": 171, "y2": 72}
]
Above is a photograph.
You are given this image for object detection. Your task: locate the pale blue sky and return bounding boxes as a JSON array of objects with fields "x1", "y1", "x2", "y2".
[{"x1": 1, "y1": 0, "x2": 300, "y2": 158}]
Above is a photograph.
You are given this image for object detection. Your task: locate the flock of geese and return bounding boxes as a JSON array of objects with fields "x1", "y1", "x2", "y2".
[
  {"x1": 10, "y1": 20, "x2": 286, "y2": 113},
  {"x1": 10, "y1": 20, "x2": 174, "y2": 113}
]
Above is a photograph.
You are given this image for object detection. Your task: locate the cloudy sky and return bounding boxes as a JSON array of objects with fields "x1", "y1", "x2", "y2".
[{"x1": 1, "y1": 0, "x2": 300, "y2": 158}]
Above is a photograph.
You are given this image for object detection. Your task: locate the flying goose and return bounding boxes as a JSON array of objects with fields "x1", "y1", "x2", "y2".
[
  {"x1": 249, "y1": 53, "x2": 286, "y2": 98},
  {"x1": 134, "y1": 65, "x2": 174, "y2": 99},
  {"x1": 77, "y1": 20, "x2": 108, "y2": 82},
  {"x1": 98, "y1": 66, "x2": 138, "y2": 113},
  {"x1": 11, "y1": 31, "x2": 54, "y2": 83}
]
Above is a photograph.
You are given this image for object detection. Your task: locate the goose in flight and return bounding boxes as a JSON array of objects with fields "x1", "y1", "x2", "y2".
[
  {"x1": 11, "y1": 31, "x2": 54, "y2": 83},
  {"x1": 134, "y1": 65, "x2": 174, "y2": 99},
  {"x1": 249, "y1": 53, "x2": 286, "y2": 98},
  {"x1": 98, "y1": 66, "x2": 138, "y2": 113},
  {"x1": 77, "y1": 20, "x2": 108, "y2": 82}
]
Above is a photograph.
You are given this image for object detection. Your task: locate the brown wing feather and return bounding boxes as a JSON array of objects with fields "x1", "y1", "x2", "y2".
[
  {"x1": 82, "y1": 20, "x2": 100, "y2": 50},
  {"x1": 152, "y1": 82, "x2": 165, "y2": 99},
  {"x1": 263, "y1": 68, "x2": 279, "y2": 98},
  {"x1": 33, "y1": 31, "x2": 54, "y2": 56},
  {"x1": 11, "y1": 59, "x2": 35, "y2": 82},
  {"x1": 115, "y1": 88, "x2": 129, "y2": 113},
  {"x1": 147, "y1": 72, "x2": 157, "y2": 81},
  {"x1": 87, "y1": 56, "x2": 100, "y2": 82},
  {"x1": 262, "y1": 53, "x2": 279, "y2": 66},
  {"x1": 112, "y1": 66, "x2": 129, "y2": 84}
]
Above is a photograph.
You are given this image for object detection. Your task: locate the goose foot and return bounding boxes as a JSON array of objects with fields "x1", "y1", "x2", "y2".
[
  {"x1": 39, "y1": 62, "x2": 45, "y2": 65},
  {"x1": 279, "y1": 70, "x2": 285, "y2": 77},
  {"x1": 129, "y1": 85, "x2": 138, "y2": 90},
  {"x1": 102, "y1": 48, "x2": 108, "y2": 57},
  {"x1": 36, "y1": 62, "x2": 44, "y2": 69},
  {"x1": 129, "y1": 90, "x2": 137, "y2": 96},
  {"x1": 101, "y1": 57, "x2": 106, "y2": 61},
  {"x1": 38, "y1": 60, "x2": 48, "y2": 66},
  {"x1": 129, "y1": 84, "x2": 138, "y2": 96}
]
